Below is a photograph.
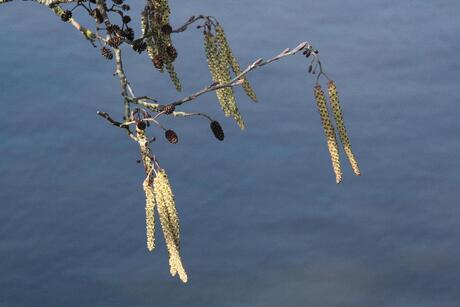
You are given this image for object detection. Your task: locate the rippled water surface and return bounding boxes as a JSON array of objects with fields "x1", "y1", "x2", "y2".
[{"x1": 1, "y1": 1, "x2": 460, "y2": 306}]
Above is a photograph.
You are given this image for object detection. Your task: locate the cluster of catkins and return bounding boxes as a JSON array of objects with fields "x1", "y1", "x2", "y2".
[
  {"x1": 140, "y1": 0, "x2": 181, "y2": 91},
  {"x1": 314, "y1": 81, "x2": 361, "y2": 183},
  {"x1": 203, "y1": 23, "x2": 258, "y2": 130},
  {"x1": 137, "y1": 122, "x2": 188, "y2": 283}
]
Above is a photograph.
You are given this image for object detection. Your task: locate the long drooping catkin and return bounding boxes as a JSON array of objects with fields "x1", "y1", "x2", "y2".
[
  {"x1": 204, "y1": 32, "x2": 245, "y2": 129},
  {"x1": 204, "y1": 33, "x2": 230, "y2": 115},
  {"x1": 215, "y1": 25, "x2": 258, "y2": 102},
  {"x1": 327, "y1": 81, "x2": 361, "y2": 176},
  {"x1": 154, "y1": 170, "x2": 180, "y2": 247},
  {"x1": 137, "y1": 127, "x2": 157, "y2": 251},
  {"x1": 143, "y1": 179, "x2": 156, "y2": 251},
  {"x1": 153, "y1": 169, "x2": 187, "y2": 283},
  {"x1": 314, "y1": 85, "x2": 342, "y2": 183},
  {"x1": 165, "y1": 61, "x2": 182, "y2": 92}
]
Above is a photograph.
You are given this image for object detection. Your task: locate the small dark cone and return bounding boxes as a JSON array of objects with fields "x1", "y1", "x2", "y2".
[
  {"x1": 153, "y1": 54, "x2": 164, "y2": 69},
  {"x1": 101, "y1": 47, "x2": 113, "y2": 60},
  {"x1": 162, "y1": 104, "x2": 175, "y2": 114},
  {"x1": 132, "y1": 40, "x2": 147, "y2": 53},
  {"x1": 166, "y1": 45, "x2": 178, "y2": 61},
  {"x1": 123, "y1": 28, "x2": 134, "y2": 41},
  {"x1": 123, "y1": 15, "x2": 131, "y2": 24},
  {"x1": 91, "y1": 9, "x2": 103, "y2": 23},
  {"x1": 210, "y1": 121, "x2": 224, "y2": 141},
  {"x1": 108, "y1": 36, "x2": 123, "y2": 48},
  {"x1": 161, "y1": 24, "x2": 173, "y2": 35},
  {"x1": 106, "y1": 24, "x2": 121, "y2": 35},
  {"x1": 112, "y1": 0, "x2": 123, "y2": 4},
  {"x1": 122, "y1": 4, "x2": 130, "y2": 11},
  {"x1": 137, "y1": 121, "x2": 147, "y2": 130},
  {"x1": 165, "y1": 130, "x2": 178, "y2": 144},
  {"x1": 61, "y1": 10, "x2": 72, "y2": 22}
]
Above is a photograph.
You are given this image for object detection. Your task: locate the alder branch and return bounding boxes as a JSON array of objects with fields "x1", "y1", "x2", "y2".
[{"x1": 127, "y1": 41, "x2": 318, "y2": 112}]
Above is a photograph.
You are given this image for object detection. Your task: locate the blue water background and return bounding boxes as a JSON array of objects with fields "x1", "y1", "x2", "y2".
[{"x1": 1, "y1": 1, "x2": 460, "y2": 306}]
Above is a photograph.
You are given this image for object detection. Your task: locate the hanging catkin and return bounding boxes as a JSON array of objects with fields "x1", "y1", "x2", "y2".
[
  {"x1": 314, "y1": 85, "x2": 342, "y2": 183},
  {"x1": 153, "y1": 169, "x2": 188, "y2": 283},
  {"x1": 204, "y1": 32, "x2": 230, "y2": 115},
  {"x1": 204, "y1": 32, "x2": 245, "y2": 129},
  {"x1": 165, "y1": 61, "x2": 182, "y2": 92},
  {"x1": 137, "y1": 126, "x2": 157, "y2": 251},
  {"x1": 143, "y1": 179, "x2": 156, "y2": 251},
  {"x1": 327, "y1": 81, "x2": 361, "y2": 176},
  {"x1": 215, "y1": 25, "x2": 258, "y2": 102}
]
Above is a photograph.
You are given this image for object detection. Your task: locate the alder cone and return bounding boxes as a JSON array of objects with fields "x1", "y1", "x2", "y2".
[
  {"x1": 101, "y1": 47, "x2": 113, "y2": 60},
  {"x1": 210, "y1": 121, "x2": 224, "y2": 141},
  {"x1": 61, "y1": 10, "x2": 72, "y2": 22},
  {"x1": 166, "y1": 45, "x2": 178, "y2": 61},
  {"x1": 153, "y1": 54, "x2": 164, "y2": 69},
  {"x1": 165, "y1": 129, "x2": 178, "y2": 144},
  {"x1": 162, "y1": 104, "x2": 175, "y2": 114}
]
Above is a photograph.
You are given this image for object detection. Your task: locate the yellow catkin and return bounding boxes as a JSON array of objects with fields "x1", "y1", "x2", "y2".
[
  {"x1": 314, "y1": 85, "x2": 342, "y2": 183},
  {"x1": 137, "y1": 127, "x2": 157, "y2": 251},
  {"x1": 143, "y1": 179, "x2": 156, "y2": 251},
  {"x1": 327, "y1": 81, "x2": 361, "y2": 176},
  {"x1": 204, "y1": 33, "x2": 245, "y2": 129},
  {"x1": 204, "y1": 33, "x2": 230, "y2": 115},
  {"x1": 153, "y1": 169, "x2": 188, "y2": 283},
  {"x1": 156, "y1": 170, "x2": 180, "y2": 247},
  {"x1": 215, "y1": 25, "x2": 258, "y2": 102}
]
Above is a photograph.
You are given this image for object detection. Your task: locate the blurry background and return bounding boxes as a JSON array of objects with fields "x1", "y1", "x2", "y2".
[{"x1": 1, "y1": 1, "x2": 460, "y2": 306}]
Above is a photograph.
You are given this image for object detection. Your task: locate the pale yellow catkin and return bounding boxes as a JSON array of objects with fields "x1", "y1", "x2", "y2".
[
  {"x1": 204, "y1": 33, "x2": 245, "y2": 129},
  {"x1": 143, "y1": 179, "x2": 156, "y2": 251},
  {"x1": 153, "y1": 169, "x2": 188, "y2": 283},
  {"x1": 314, "y1": 85, "x2": 342, "y2": 183},
  {"x1": 327, "y1": 81, "x2": 361, "y2": 176},
  {"x1": 215, "y1": 25, "x2": 258, "y2": 102},
  {"x1": 155, "y1": 170, "x2": 180, "y2": 247}
]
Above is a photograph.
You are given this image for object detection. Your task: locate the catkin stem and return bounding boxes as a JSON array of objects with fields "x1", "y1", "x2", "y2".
[
  {"x1": 314, "y1": 85, "x2": 342, "y2": 183},
  {"x1": 327, "y1": 81, "x2": 361, "y2": 176}
]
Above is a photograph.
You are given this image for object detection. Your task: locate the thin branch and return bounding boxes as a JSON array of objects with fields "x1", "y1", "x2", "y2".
[
  {"x1": 160, "y1": 42, "x2": 313, "y2": 107},
  {"x1": 97, "y1": 111, "x2": 137, "y2": 141}
]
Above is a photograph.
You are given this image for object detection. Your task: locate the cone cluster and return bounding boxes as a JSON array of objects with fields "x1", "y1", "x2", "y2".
[{"x1": 313, "y1": 81, "x2": 360, "y2": 183}]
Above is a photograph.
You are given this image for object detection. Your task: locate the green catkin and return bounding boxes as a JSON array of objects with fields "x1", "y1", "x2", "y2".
[
  {"x1": 146, "y1": 0, "x2": 182, "y2": 89},
  {"x1": 215, "y1": 25, "x2": 258, "y2": 102},
  {"x1": 327, "y1": 81, "x2": 361, "y2": 176},
  {"x1": 314, "y1": 85, "x2": 342, "y2": 183},
  {"x1": 165, "y1": 61, "x2": 182, "y2": 92},
  {"x1": 141, "y1": 8, "x2": 157, "y2": 63},
  {"x1": 204, "y1": 32, "x2": 245, "y2": 129}
]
